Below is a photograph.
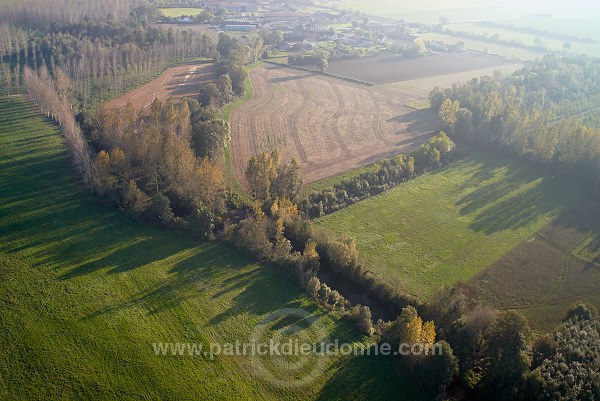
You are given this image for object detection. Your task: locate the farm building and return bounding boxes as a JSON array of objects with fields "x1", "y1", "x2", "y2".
[
  {"x1": 224, "y1": 24, "x2": 257, "y2": 32},
  {"x1": 389, "y1": 32, "x2": 419, "y2": 46},
  {"x1": 304, "y1": 24, "x2": 330, "y2": 32}
]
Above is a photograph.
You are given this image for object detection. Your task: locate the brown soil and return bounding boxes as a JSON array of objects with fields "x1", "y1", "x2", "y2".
[
  {"x1": 230, "y1": 64, "x2": 436, "y2": 184},
  {"x1": 105, "y1": 62, "x2": 216, "y2": 111},
  {"x1": 327, "y1": 52, "x2": 517, "y2": 85}
]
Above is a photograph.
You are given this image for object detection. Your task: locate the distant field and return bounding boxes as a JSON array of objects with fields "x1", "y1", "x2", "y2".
[
  {"x1": 105, "y1": 61, "x2": 215, "y2": 110},
  {"x1": 321, "y1": 0, "x2": 600, "y2": 58},
  {"x1": 154, "y1": 23, "x2": 220, "y2": 42},
  {"x1": 444, "y1": 22, "x2": 600, "y2": 58},
  {"x1": 315, "y1": 148, "x2": 584, "y2": 300},
  {"x1": 0, "y1": 96, "x2": 423, "y2": 400},
  {"x1": 420, "y1": 32, "x2": 545, "y2": 61},
  {"x1": 159, "y1": 7, "x2": 203, "y2": 17},
  {"x1": 322, "y1": 0, "x2": 600, "y2": 24},
  {"x1": 321, "y1": 0, "x2": 522, "y2": 24},
  {"x1": 501, "y1": 16, "x2": 600, "y2": 41},
  {"x1": 229, "y1": 64, "x2": 436, "y2": 184},
  {"x1": 326, "y1": 52, "x2": 517, "y2": 85}
]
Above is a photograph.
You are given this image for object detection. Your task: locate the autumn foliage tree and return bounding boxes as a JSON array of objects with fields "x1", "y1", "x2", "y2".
[
  {"x1": 245, "y1": 150, "x2": 302, "y2": 202},
  {"x1": 23, "y1": 65, "x2": 96, "y2": 188},
  {"x1": 84, "y1": 97, "x2": 226, "y2": 227}
]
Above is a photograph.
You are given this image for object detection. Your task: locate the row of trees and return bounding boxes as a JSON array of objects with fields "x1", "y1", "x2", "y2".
[
  {"x1": 431, "y1": 55, "x2": 600, "y2": 194},
  {"x1": 301, "y1": 132, "x2": 456, "y2": 218},
  {"x1": 0, "y1": 0, "x2": 145, "y2": 26},
  {"x1": 227, "y1": 175, "x2": 377, "y2": 335},
  {"x1": 2, "y1": 15, "x2": 216, "y2": 106},
  {"x1": 230, "y1": 142, "x2": 448, "y2": 339},
  {"x1": 23, "y1": 65, "x2": 95, "y2": 188}
]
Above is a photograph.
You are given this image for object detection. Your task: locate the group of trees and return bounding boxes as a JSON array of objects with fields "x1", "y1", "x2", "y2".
[
  {"x1": 79, "y1": 97, "x2": 227, "y2": 236},
  {"x1": 426, "y1": 296, "x2": 600, "y2": 400},
  {"x1": 301, "y1": 132, "x2": 455, "y2": 218},
  {"x1": 19, "y1": 29, "x2": 255, "y2": 236},
  {"x1": 528, "y1": 305, "x2": 600, "y2": 400},
  {"x1": 2, "y1": 13, "x2": 216, "y2": 106},
  {"x1": 197, "y1": 33, "x2": 260, "y2": 108},
  {"x1": 374, "y1": 281, "x2": 600, "y2": 400},
  {"x1": 245, "y1": 150, "x2": 302, "y2": 202},
  {"x1": 431, "y1": 55, "x2": 600, "y2": 195},
  {"x1": 229, "y1": 161, "x2": 377, "y2": 335},
  {"x1": 288, "y1": 52, "x2": 330, "y2": 72}
]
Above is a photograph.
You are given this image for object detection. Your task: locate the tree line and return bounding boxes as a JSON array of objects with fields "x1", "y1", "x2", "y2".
[
  {"x1": 301, "y1": 132, "x2": 455, "y2": 218},
  {"x1": 431, "y1": 55, "x2": 600, "y2": 195},
  {"x1": 2, "y1": 11, "x2": 216, "y2": 106},
  {"x1": 0, "y1": 0, "x2": 146, "y2": 27},
  {"x1": 23, "y1": 65, "x2": 96, "y2": 188}
]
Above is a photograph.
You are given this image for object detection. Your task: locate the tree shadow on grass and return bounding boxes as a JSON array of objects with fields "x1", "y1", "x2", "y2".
[
  {"x1": 207, "y1": 269, "x2": 308, "y2": 325},
  {"x1": 449, "y1": 154, "x2": 575, "y2": 234},
  {"x1": 82, "y1": 244, "x2": 270, "y2": 322},
  {"x1": 315, "y1": 351, "x2": 424, "y2": 401},
  {"x1": 457, "y1": 177, "x2": 564, "y2": 234}
]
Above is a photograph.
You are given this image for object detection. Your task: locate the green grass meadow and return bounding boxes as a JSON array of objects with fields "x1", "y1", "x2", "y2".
[
  {"x1": 158, "y1": 8, "x2": 204, "y2": 18},
  {"x1": 315, "y1": 148, "x2": 585, "y2": 300},
  {"x1": 0, "y1": 95, "x2": 422, "y2": 400}
]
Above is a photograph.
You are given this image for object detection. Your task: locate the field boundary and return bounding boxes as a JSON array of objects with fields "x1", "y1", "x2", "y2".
[
  {"x1": 263, "y1": 60, "x2": 375, "y2": 86},
  {"x1": 222, "y1": 63, "x2": 258, "y2": 194}
]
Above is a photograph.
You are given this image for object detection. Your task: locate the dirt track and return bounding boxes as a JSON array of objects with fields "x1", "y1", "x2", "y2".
[
  {"x1": 230, "y1": 64, "x2": 436, "y2": 184},
  {"x1": 105, "y1": 62, "x2": 216, "y2": 110}
]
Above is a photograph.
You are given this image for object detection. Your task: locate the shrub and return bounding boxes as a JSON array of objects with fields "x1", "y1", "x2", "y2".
[{"x1": 349, "y1": 305, "x2": 374, "y2": 335}]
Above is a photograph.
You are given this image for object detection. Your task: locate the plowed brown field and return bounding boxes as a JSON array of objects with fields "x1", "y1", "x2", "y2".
[
  {"x1": 326, "y1": 52, "x2": 517, "y2": 85},
  {"x1": 230, "y1": 64, "x2": 436, "y2": 184},
  {"x1": 105, "y1": 62, "x2": 216, "y2": 110}
]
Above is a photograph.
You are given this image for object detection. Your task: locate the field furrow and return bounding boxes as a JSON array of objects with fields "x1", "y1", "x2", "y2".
[{"x1": 230, "y1": 64, "x2": 436, "y2": 184}]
